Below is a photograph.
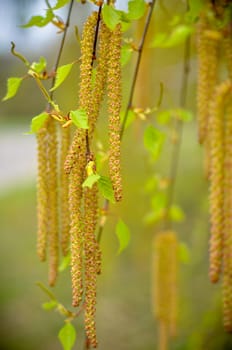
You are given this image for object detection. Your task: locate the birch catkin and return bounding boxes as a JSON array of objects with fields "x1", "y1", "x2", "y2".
[
  {"x1": 208, "y1": 81, "x2": 231, "y2": 283},
  {"x1": 223, "y1": 101, "x2": 232, "y2": 332},
  {"x1": 60, "y1": 126, "x2": 71, "y2": 256},
  {"x1": 36, "y1": 123, "x2": 49, "y2": 262},
  {"x1": 47, "y1": 117, "x2": 59, "y2": 287},
  {"x1": 152, "y1": 231, "x2": 178, "y2": 346},
  {"x1": 107, "y1": 23, "x2": 123, "y2": 202}
]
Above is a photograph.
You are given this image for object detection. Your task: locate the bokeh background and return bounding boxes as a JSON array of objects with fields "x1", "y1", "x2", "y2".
[{"x1": 1, "y1": 0, "x2": 232, "y2": 349}]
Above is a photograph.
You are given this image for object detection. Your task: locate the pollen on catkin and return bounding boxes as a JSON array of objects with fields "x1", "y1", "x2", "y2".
[
  {"x1": 152, "y1": 231, "x2": 178, "y2": 338},
  {"x1": 36, "y1": 122, "x2": 49, "y2": 262},
  {"x1": 88, "y1": 21, "x2": 111, "y2": 140},
  {"x1": 84, "y1": 182, "x2": 99, "y2": 348},
  {"x1": 60, "y1": 126, "x2": 71, "y2": 256},
  {"x1": 196, "y1": 14, "x2": 220, "y2": 145},
  {"x1": 222, "y1": 100, "x2": 232, "y2": 332},
  {"x1": 69, "y1": 159, "x2": 85, "y2": 307},
  {"x1": 64, "y1": 11, "x2": 98, "y2": 174},
  {"x1": 208, "y1": 81, "x2": 232, "y2": 283},
  {"x1": 107, "y1": 23, "x2": 123, "y2": 202},
  {"x1": 47, "y1": 117, "x2": 59, "y2": 287}
]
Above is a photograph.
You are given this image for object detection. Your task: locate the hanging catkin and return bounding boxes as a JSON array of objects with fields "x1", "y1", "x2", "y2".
[
  {"x1": 69, "y1": 160, "x2": 85, "y2": 307},
  {"x1": 64, "y1": 11, "x2": 98, "y2": 174},
  {"x1": 88, "y1": 21, "x2": 111, "y2": 140},
  {"x1": 47, "y1": 117, "x2": 59, "y2": 287},
  {"x1": 60, "y1": 126, "x2": 71, "y2": 256},
  {"x1": 107, "y1": 23, "x2": 123, "y2": 202},
  {"x1": 196, "y1": 14, "x2": 221, "y2": 145},
  {"x1": 152, "y1": 231, "x2": 178, "y2": 347},
  {"x1": 223, "y1": 100, "x2": 232, "y2": 332},
  {"x1": 36, "y1": 122, "x2": 49, "y2": 262},
  {"x1": 84, "y1": 182, "x2": 99, "y2": 348},
  {"x1": 208, "y1": 81, "x2": 231, "y2": 283}
]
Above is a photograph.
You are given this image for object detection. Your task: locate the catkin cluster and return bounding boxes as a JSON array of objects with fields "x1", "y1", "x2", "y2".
[
  {"x1": 152, "y1": 231, "x2": 178, "y2": 350},
  {"x1": 36, "y1": 10, "x2": 123, "y2": 348},
  {"x1": 196, "y1": 1, "x2": 232, "y2": 332}
]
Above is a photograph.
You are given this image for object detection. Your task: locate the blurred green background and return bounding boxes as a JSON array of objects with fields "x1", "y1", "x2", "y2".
[{"x1": 1, "y1": 0, "x2": 232, "y2": 349}]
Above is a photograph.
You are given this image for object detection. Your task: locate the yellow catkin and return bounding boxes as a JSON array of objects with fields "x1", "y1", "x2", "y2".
[
  {"x1": 196, "y1": 14, "x2": 220, "y2": 145},
  {"x1": 60, "y1": 126, "x2": 71, "y2": 256},
  {"x1": 84, "y1": 182, "x2": 99, "y2": 348},
  {"x1": 223, "y1": 101, "x2": 232, "y2": 332},
  {"x1": 107, "y1": 23, "x2": 123, "y2": 202},
  {"x1": 69, "y1": 160, "x2": 85, "y2": 307},
  {"x1": 209, "y1": 81, "x2": 232, "y2": 283},
  {"x1": 152, "y1": 231, "x2": 178, "y2": 342},
  {"x1": 64, "y1": 12, "x2": 98, "y2": 174},
  {"x1": 36, "y1": 123, "x2": 49, "y2": 262},
  {"x1": 88, "y1": 21, "x2": 111, "y2": 140},
  {"x1": 47, "y1": 117, "x2": 59, "y2": 287},
  {"x1": 223, "y1": 34, "x2": 232, "y2": 80}
]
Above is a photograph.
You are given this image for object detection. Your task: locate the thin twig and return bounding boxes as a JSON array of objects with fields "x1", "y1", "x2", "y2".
[
  {"x1": 120, "y1": 0, "x2": 156, "y2": 139},
  {"x1": 163, "y1": 36, "x2": 191, "y2": 229}
]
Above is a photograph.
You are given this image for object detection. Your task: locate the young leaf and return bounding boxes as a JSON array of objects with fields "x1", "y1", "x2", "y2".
[
  {"x1": 121, "y1": 44, "x2": 133, "y2": 66},
  {"x1": 187, "y1": 0, "x2": 204, "y2": 21},
  {"x1": 102, "y1": 5, "x2": 121, "y2": 30},
  {"x1": 116, "y1": 219, "x2": 131, "y2": 255},
  {"x1": 170, "y1": 204, "x2": 185, "y2": 222},
  {"x1": 157, "y1": 110, "x2": 172, "y2": 125},
  {"x1": 50, "y1": 63, "x2": 74, "y2": 91},
  {"x1": 175, "y1": 108, "x2": 193, "y2": 122},
  {"x1": 29, "y1": 112, "x2": 49, "y2": 134},
  {"x1": 178, "y1": 242, "x2": 191, "y2": 264},
  {"x1": 143, "y1": 125, "x2": 165, "y2": 160},
  {"x1": 98, "y1": 176, "x2": 115, "y2": 203},
  {"x1": 70, "y1": 109, "x2": 88, "y2": 129},
  {"x1": 58, "y1": 322, "x2": 76, "y2": 350},
  {"x1": 58, "y1": 254, "x2": 71, "y2": 272},
  {"x1": 30, "y1": 56, "x2": 47, "y2": 74},
  {"x1": 120, "y1": 109, "x2": 136, "y2": 130},
  {"x1": 151, "y1": 25, "x2": 193, "y2": 48},
  {"x1": 22, "y1": 9, "x2": 54, "y2": 28},
  {"x1": 127, "y1": 0, "x2": 146, "y2": 20},
  {"x1": 82, "y1": 174, "x2": 100, "y2": 189},
  {"x1": 42, "y1": 300, "x2": 58, "y2": 311},
  {"x1": 53, "y1": 0, "x2": 71, "y2": 10},
  {"x1": 2, "y1": 77, "x2": 23, "y2": 101}
]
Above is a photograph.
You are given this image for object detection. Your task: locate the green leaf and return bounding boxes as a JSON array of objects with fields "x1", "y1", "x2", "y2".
[
  {"x1": 98, "y1": 176, "x2": 115, "y2": 203},
  {"x1": 22, "y1": 9, "x2": 54, "y2": 28},
  {"x1": 53, "y1": 0, "x2": 71, "y2": 10},
  {"x1": 102, "y1": 5, "x2": 121, "y2": 30},
  {"x1": 187, "y1": 0, "x2": 204, "y2": 22},
  {"x1": 143, "y1": 125, "x2": 165, "y2": 160},
  {"x1": 70, "y1": 109, "x2": 88, "y2": 129},
  {"x1": 120, "y1": 109, "x2": 136, "y2": 130},
  {"x1": 29, "y1": 112, "x2": 49, "y2": 134},
  {"x1": 50, "y1": 63, "x2": 74, "y2": 91},
  {"x1": 82, "y1": 174, "x2": 100, "y2": 188},
  {"x1": 121, "y1": 44, "x2": 133, "y2": 66},
  {"x1": 178, "y1": 242, "x2": 191, "y2": 264},
  {"x1": 116, "y1": 219, "x2": 131, "y2": 255},
  {"x1": 169, "y1": 205, "x2": 185, "y2": 222},
  {"x1": 162, "y1": 25, "x2": 193, "y2": 47},
  {"x1": 30, "y1": 56, "x2": 47, "y2": 74},
  {"x1": 42, "y1": 300, "x2": 58, "y2": 311},
  {"x1": 151, "y1": 25, "x2": 193, "y2": 48},
  {"x1": 58, "y1": 254, "x2": 71, "y2": 272},
  {"x1": 2, "y1": 77, "x2": 23, "y2": 101},
  {"x1": 58, "y1": 322, "x2": 76, "y2": 350},
  {"x1": 127, "y1": 0, "x2": 146, "y2": 20},
  {"x1": 157, "y1": 110, "x2": 172, "y2": 125},
  {"x1": 175, "y1": 108, "x2": 193, "y2": 122}
]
